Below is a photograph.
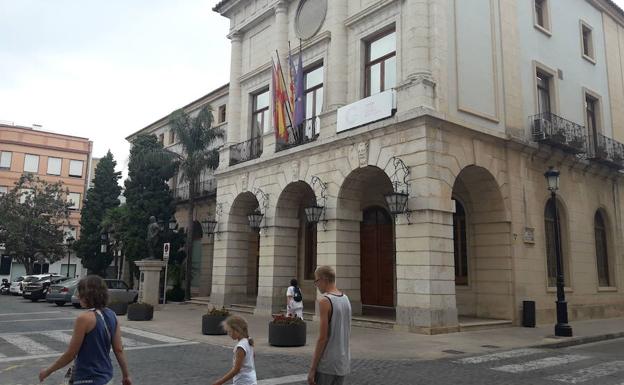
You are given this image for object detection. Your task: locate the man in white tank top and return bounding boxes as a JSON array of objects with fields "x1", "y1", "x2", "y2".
[{"x1": 308, "y1": 265, "x2": 351, "y2": 385}]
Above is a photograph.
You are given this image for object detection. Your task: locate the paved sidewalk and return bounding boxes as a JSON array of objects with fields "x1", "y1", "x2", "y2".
[{"x1": 120, "y1": 303, "x2": 624, "y2": 361}]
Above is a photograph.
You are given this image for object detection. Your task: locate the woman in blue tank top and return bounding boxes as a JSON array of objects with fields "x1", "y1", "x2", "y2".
[{"x1": 39, "y1": 275, "x2": 132, "y2": 385}]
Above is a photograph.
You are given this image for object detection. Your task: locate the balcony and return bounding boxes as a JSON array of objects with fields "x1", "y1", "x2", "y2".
[
  {"x1": 276, "y1": 118, "x2": 320, "y2": 152},
  {"x1": 589, "y1": 133, "x2": 624, "y2": 170},
  {"x1": 531, "y1": 112, "x2": 587, "y2": 154},
  {"x1": 173, "y1": 179, "x2": 217, "y2": 203},
  {"x1": 229, "y1": 136, "x2": 262, "y2": 166}
]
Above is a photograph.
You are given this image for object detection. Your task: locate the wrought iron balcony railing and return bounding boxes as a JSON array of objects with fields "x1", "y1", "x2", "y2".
[
  {"x1": 173, "y1": 178, "x2": 217, "y2": 202},
  {"x1": 229, "y1": 136, "x2": 262, "y2": 166},
  {"x1": 589, "y1": 133, "x2": 624, "y2": 170},
  {"x1": 531, "y1": 112, "x2": 587, "y2": 154},
  {"x1": 275, "y1": 118, "x2": 320, "y2": 152}
]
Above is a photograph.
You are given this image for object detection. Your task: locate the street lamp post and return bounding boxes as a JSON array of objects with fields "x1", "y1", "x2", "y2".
[
  {"x1": 544, "y1": 167, "x2": 573, "y2": 337},
  {"x1": 65, "y1": 235, "x2": 75, "y2": 278}
]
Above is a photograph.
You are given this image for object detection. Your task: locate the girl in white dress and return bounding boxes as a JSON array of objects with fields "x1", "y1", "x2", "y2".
[{"x1": 212, "y1": 316, "x2": 257, "y2": 385}]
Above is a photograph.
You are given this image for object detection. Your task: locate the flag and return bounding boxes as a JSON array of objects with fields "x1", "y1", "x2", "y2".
[
  {"x1": 294, "y1": 46, "x2": 305, "y2": 129},
  {"x1": 272, "y1": 59, "x2": 289, "y2": 142},
  {"x1": 288, "y1": 43, "x2": 296, "y2": 114}
]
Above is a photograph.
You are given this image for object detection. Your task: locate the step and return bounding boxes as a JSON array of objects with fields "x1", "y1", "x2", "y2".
[
  {"x1": 186, "y1": 298, "x2": 211, "y2": 306},
  {"x1": 351, "y1": 317, "x2": 395, "y2": 330},
  {"x1": 458, "y1": 319, "x2": 513, "y2": 332},
  {"x1": 227, "y1": 304, "x2": 256, "y2": 314}
]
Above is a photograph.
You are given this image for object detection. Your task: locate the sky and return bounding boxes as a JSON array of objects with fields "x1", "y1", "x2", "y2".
[
  {"x1": 0, "y1": 0, "x2": 230, "y2": 176},
  {"x1": 2, "y1": 0, "x2": 624, "y2": 177}
]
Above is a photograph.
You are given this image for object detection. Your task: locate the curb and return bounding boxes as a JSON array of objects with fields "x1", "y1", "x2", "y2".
[{"x1": 533, "y1": 332, "x2": 624, "y2": 349}]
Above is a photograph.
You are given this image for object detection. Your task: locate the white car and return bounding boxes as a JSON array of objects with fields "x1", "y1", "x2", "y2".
[{"x1": 10, "y1": 274, "x2": 54, "y2": 296}]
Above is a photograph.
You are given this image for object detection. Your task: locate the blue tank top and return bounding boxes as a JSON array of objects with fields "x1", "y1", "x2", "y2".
[{"x1": 73, "y1": 308, "x2": 116, "y2": 385}]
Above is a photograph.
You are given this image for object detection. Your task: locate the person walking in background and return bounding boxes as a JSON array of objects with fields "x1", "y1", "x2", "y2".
[
  {"x1": 39, "y1": 275, "x2": 132, "y2": 385},
  {"x1": 308, "y1": 266, "x2": 352, "y2": 385},
  {"x1": 286, "y1": 278, "x2": 304, "y2": 319},
  {"x1": 213, "y1": 315, "x2": 257, "y2": 385}
]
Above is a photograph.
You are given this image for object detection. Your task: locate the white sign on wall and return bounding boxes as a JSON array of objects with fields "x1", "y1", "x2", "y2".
[{"x1": 337, "y1": 89, "x2": 396, "y2": 133}]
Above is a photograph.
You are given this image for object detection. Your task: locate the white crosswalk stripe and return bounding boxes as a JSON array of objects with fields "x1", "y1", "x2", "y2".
[
  {"x1": 492, "y1": 354, "x2": 590, "y2": 373},
  {"x1": 0, "y1": 328, "x2": 187, "y2": 362},
  {"x1": 0, "y1": 334, "x2": 59, "y2": 355},
  {"x1": 548, "y1": 361, "x2": 624, "y2": 383},
  {"x1": 455, "y1": 348, "x2": 545, "y2": 364}
]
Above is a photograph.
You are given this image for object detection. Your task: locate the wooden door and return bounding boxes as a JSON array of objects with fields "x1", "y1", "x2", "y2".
[{"x1": 360, "y1": 207, "x2": 394, "y2": 307}]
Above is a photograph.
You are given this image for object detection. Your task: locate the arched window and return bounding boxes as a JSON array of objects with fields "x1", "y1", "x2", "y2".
[
  {"x1": 453, "y1": 199, "x2": 468, "y2": 285},
  {"x1": 594, "y1": 211, "x2": 611, "y2": 287},
  {"x1": 544, "y1": 198, "x2": 565, "y2": 287}
]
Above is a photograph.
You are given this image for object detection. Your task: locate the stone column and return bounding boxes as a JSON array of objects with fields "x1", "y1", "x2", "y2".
[
  {"x1": 226, "y1": 31, "x2": 243, "y2": 145},
  {"x1": 326, "y1": 0, "x2": 348, "y2": 111},
  {"x1": 134, "y1": 259, "x2": 166, "y2": 309}
]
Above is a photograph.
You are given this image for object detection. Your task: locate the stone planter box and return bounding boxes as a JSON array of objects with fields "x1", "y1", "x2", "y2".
[
  {"x1": 268, "y1": 321, "x2": 306, "y2": 347},
  {"x1": 108, "y1": 302, "x2": 128, "y2": 316},
  {"x1": 127, "y1": 303, "x2": 153, "y2": 321},
  {"x1": 202, "y1": 315, "x2": 227, "y2": 335}
]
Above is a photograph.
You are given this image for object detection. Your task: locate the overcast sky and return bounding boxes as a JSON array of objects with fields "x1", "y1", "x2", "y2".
[
  {"x1": 0, "y1": 0, "x2": 230, "y2": 176},
  {"x1": 2, "y1": 1, "x2": 624, "y2": 177}
]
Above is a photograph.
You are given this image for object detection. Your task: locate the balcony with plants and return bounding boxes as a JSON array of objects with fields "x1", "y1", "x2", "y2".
[{"x1": 531, "y1": 112, "x2": 587, "y2": 154}]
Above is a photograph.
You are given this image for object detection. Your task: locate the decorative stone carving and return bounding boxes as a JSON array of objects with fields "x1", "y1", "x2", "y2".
[
  {"x1": 241, "y1": 173, "x2": 248, "y2": 192},
  {"x1": 357, "y1": 142, "x2": 369, "y2": 167},
  {"x1": 291, "y1": 161, "x2": 300, "y2": 181}
]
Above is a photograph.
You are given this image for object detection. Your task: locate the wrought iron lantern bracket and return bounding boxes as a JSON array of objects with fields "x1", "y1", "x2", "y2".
[
  {"x1": 305, "y1": 175, "x2": 328, "y2": 230},
  {"x1": 383, "y1": 156, "x2": 412, "y2": 224}
]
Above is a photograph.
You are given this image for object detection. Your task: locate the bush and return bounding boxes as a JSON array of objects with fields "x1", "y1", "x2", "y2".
[
  {"x1": 166, "y1": 286, "x2": 185, "y2": 302},
  {"x1": 207, "y1": 306, "x2": 230, "y2": 317},
  {"x1": 271, "y1": 314, "x2": 305, "y2": 325}
]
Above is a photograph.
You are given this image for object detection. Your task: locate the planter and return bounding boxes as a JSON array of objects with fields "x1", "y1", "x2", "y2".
[
  {"x1": 108, "y1": 302, "x2": 128, "y2": 316},
  {"x1": 268, "y1": 321, "x2": 306, "y2": 347},
  {"x1": 127, "y1": 303, "x2": 154, "y2": 321},
  {"x1": 202, "y1": 315, "x2": 227, "y2": 335}
]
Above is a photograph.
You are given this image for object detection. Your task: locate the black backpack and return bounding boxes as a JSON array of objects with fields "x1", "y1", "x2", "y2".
[{"x1": 293, "y1": 286, "x2": 303, "y2": 302}]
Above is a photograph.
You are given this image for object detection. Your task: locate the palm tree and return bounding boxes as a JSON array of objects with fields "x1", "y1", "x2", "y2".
[{"x1": 168, "y1": 105, "x2": 224, "y2": 300}]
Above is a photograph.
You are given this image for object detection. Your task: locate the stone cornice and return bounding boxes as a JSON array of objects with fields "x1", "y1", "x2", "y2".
[
  {"x1": 344, "y1": 0, "x2": 398, "y2": 28},
  {"x1": 588, "y1": 0, "x2": 624, "y2": 27}
]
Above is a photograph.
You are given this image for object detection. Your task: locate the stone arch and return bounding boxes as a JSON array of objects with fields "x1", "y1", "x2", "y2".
[
  {"x1": 223, "y1": 191, "x2": 260, "y2": 305},
  {"x1": 336, "y1": 166, "x2": 395, "y2": 317},
  {"x1": 452, "y1": 165, "x2": 512, "y2": 320}
]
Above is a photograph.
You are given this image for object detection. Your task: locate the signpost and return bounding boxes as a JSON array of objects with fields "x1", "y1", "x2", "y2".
[{"x1": 162, "y1": 243, "x2": 170, "y2": 304}]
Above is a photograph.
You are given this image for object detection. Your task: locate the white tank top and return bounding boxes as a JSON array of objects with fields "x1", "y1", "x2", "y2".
[{"x1": 317, "y1": 293, "x2": 351, "y2": 376}]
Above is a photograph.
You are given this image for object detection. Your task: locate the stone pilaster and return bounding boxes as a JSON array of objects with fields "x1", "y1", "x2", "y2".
[
  {"x1": 326, "y1": 0, "x2": 348, "y2": 111},
  {"x1": 226, "y1": 31, "x2": 243, "y2": 146}
]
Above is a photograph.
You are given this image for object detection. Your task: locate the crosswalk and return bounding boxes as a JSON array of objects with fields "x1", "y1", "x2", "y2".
[
  {"x1": 455, "y1": 347, "x2": 624, "y2": 384},
  {"x1": 0, "y1": 327, "x2": 195, "y2": 363}
]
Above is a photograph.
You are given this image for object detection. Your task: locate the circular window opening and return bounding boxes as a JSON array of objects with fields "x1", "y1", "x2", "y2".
[{"x1": 295, "y1": 0, "x2": 328, "y2": 41}]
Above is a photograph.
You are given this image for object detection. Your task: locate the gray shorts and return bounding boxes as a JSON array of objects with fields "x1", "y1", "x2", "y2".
[{"x1": 315, "y1": 372, "x2": 345, "y2": 385}]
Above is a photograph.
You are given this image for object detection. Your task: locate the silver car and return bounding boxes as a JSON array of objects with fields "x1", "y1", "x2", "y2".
[
  {"x1": 71, "y1": 279, "x2": 138, "y2": 308},
  {"x1": 46, "y1": 277, "x2": 80, "y2": 306}
]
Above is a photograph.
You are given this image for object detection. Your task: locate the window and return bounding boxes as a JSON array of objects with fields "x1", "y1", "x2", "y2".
[
  {"x1": 218, "y1": 105, "x2": 227, "y2": 123},
  {"x1": 544, "y1": 197, "x2": 566, "y2": 287},
  {"x1": 365, "y1": 30, "x2": 396, "y2": 96},
  {"x1": 158, "y1": 133, "x2": 165, "y2": 144},
  {"x1": 169, "y1": 130, "x2": 175, "y2": 145},
  {"x1": 581, "y1": 22, "x2": 595, "y2": 61},
  {"x1": 252, "y1": 89, "x2": 270, "y2": 137},
  {"x1": 24, "y1": 154, "x2": 39, "y2": 173},
  {"x1": 534, "y1": 0, "x2": 550, "y2": 32},
  {"x1": 536, "y1": 70, "x2": 552, "y2": 116},
  {"x1": 0, "y1": 255, "x2": 11, "y2": 275},
  {"x1": 594, "y1": 211, "x2": 611, "y2": 287},
  {"x1": 586, "y1": 94, "x2": 599, "y2": 152},
  {"x1": 19, "y1": 188, "x2": 33, "y2": 204},
  {"x1": 67, "y1": 192, "x2": 81, "y2": 210},
  {"x1": 0, "y1": 186, "x2": 7, "y2": 195},
  {"x1": 33, "y1": 263, "x2": 50, "y2": 274},
  {"x1": 47, "y1": 157, "x2": 62, "y2": 175},
  {"x1": 69, "y1": 160, "x2": 83, "y2": 177},
  {"x1": 304, "y1": 65, "x2": 324, "y2": 139},
  {"x1": 60, "y1": 264, "x2": 77, "y2": 278},
  {"x1": 453, "y1": 199, "x2": 468, "y2": 285},
  {"x1": 0, "y1": 151, "x2": 11, "y2": 169}
]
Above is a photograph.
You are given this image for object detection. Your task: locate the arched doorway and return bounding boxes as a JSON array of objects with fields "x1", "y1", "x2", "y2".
[
  {"x1": 336, "y1": 166, "x2": 395, "y2": 317},
  {"x1": 452, "y1": 165, "x2": 511, "y2": 320},
  {"x1": 191, "y1": 220, "x2": 203, "y2": 290},
  {"x1": 360, "y1": 206, "x2": 394, "y2": 308}
]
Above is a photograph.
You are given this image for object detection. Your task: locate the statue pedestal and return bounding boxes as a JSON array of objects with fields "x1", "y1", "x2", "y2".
[{"x1": 135, "y1": 259, "x2": 166, "y2": 309}]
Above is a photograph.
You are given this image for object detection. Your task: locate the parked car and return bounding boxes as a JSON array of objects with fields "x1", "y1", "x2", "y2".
[
  {"x1": 46, "y1": 277, "x2": 80, "y2": 306},
  {"x1": 71, "y1": 279, "x2": 138, "y2": 308},
  {"x1": 10, "y1": 274, "x2": 53, "y2": 296},
  {"x1": 22, "y1": 275, "x2": 67, "y2": 302}
]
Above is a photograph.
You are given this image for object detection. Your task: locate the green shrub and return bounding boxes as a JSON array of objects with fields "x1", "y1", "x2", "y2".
[{"x1": 166, "y1": 286, "x2": 185, "y2": 302}]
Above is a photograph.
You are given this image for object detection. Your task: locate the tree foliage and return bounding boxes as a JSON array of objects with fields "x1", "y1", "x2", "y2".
[
  {"x1": 168, "y1": 105, "x2": 224, "y2": 300},
  {"x1": 73, "y1": 150, "x2": 121, "y2": 276},
  {"x1": 0, "y1": 174, "x2": 71, "y2": 275}
]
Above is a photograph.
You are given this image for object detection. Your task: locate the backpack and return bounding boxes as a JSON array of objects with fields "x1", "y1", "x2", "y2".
[{"x1": 293, "y1": 286, "x2": 303, "y2": 302}]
